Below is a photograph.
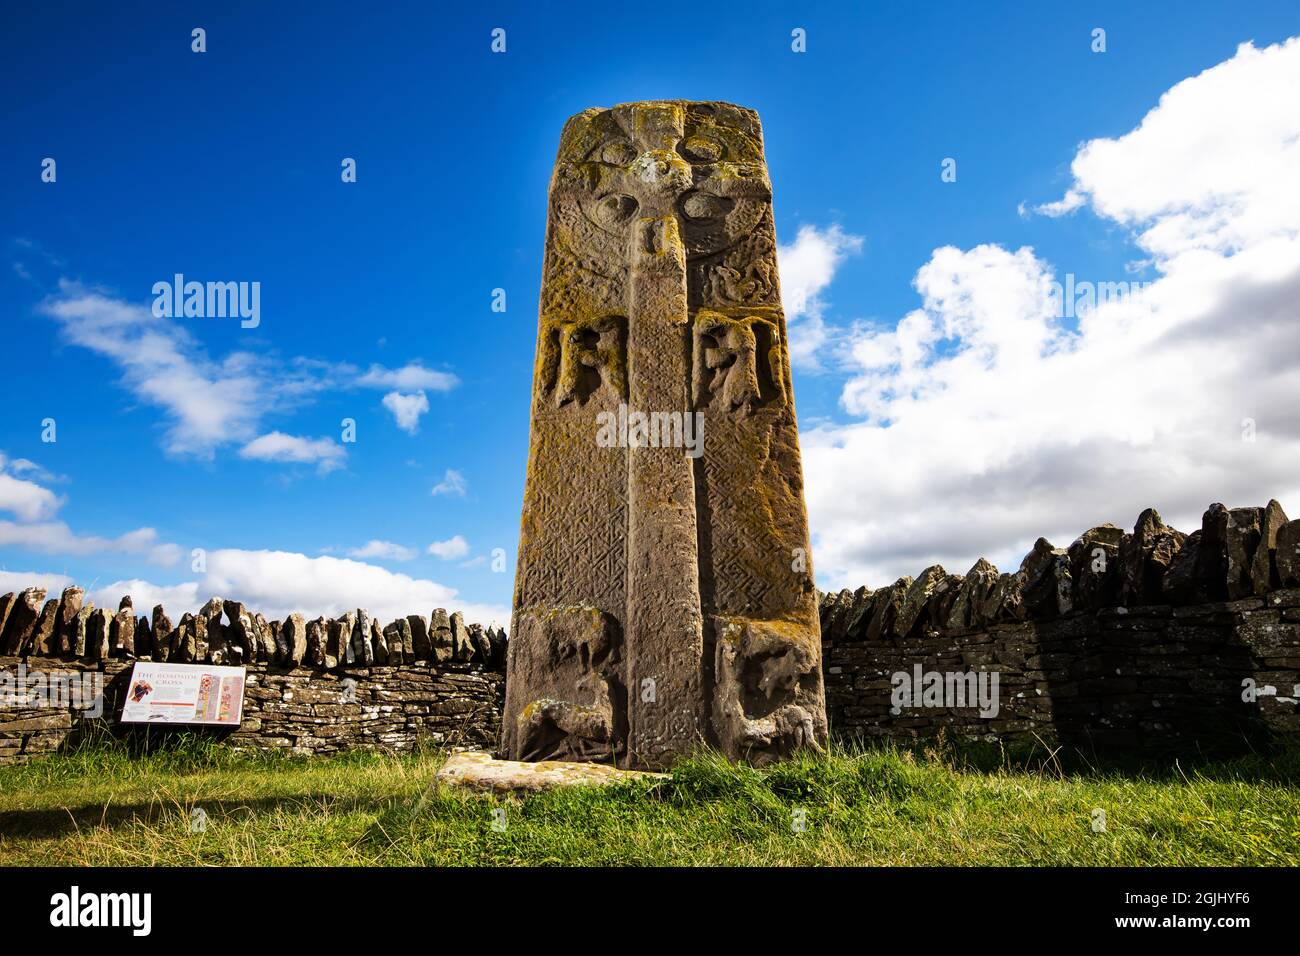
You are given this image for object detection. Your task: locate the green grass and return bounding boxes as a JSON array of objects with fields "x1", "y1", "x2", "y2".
[{"x1": 1, "y1": 735, "x2": 1297, "y2": 865}]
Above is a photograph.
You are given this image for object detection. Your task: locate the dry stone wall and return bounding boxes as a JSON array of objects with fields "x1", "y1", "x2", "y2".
[
  {"x1": 820, "y1": 501, "x2": 1300, "y2": 754},
  {"x1": 6, "y1": 497, "x2": 1300, "y2": 765},
  {"x1": 0, "y1": 595, "x2": 505, "y2": 764}
]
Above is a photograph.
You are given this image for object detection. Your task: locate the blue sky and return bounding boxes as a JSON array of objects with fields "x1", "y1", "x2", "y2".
[{"x1": 2, "y1": 1, "x2": 1298, "y2": 623}]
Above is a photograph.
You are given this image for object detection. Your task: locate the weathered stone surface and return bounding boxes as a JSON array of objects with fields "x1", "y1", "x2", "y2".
[
  {"x1": 151, "y1": 605, "x2": 173, "y2": 662},
  {"x1": 436, "y1": 750, "x2": 667, "y2": 794},
  {"x1": 188, "y1": 613, "x2": 204, "y2": 662},
  {"x1": 449, "y1": 611, "x2": 471, "y2": 662},
  {"x1": 1195, "y1": 503, "x2": 1231, "y2": 602},
  {"x1": 1020, "y1": 539, "x2": 1070, "y2": 619},
  {"x1": 1250, "y1": 499, "x2": 1288, "y2": 595},
  {"x1": 0, "y1": 592, "x2": 14, "y2": 642},
  {"x1": 1224, "y1": 506, "x2": 1263, "y2": 599},
  {"x1": 867, "y1": 578, "x2": 911, "y2": 641},
  {"x1": 989, "y1": 572, "x2": 1026, "y2": 622},
  {"x1": 819, "y1": 588, "x2": 853, "y2": 641},
  {"x1": 382, "y1": 621, "x2": 402, "y2": 664},
  {"x1": 54, "y1": 586, "x2": 84, "y2": 656},
  {"x1": 71, "y1": 603, "x2": 94, "y2": 658},
  {"x1": 327, "y1": 614, "x2": 353, "y2": 668},
  {"x1": 199, "y1": 597, "x2": 225, "y2": 659},
  {"x1": 430, "y1": 608, "x2": 453, "y2": 662},
  {"x1": 948, "y1": 558, "x2": 999, "y2": 630},
  {"x1": 407, "y1": 614, "x2": 432, "y2": 660},
  {"x1": 1, "y1": 587, "x2": 46, "y2": 655},
  {"x1": 1119, "y1": 508, "x2": 1186, "y2": 604},
  {"x1": 354, "y1": 610, "x2": 375, "y2": 666},
  {"x1": 487, "y1": 626, "x2": 507, "y2": 670},
  {"x1": 503, "y1": 606, "x2": 622, "y2": 762},
  {"x1": 223, "y1": 601, "x2": 254, "y2": 663},
  {"x1": 1278, "y1": 519, "x2": 1300, "y2": 588},
  {"x1": 1069, "y1": 524, "x2": 1124, "y2": 611},
  {"x1": 842, "y1": 586, "x2": 875, "y2": 639},
  {"x1": 501, "y1": 101, "x2": 826, "y2": 770},
  {"x1": 468, "y1": 623, "x2": 492, "y2": 665},
  {"x1": 280, "y1": 613, "x2": 307, "y2": 666},
  {"x1": 30, "y1": 599, "x2": 60, "y2": 656},
  {"x1": 371, "y1": 617, "x2": 388, "y2": 666},
  {"x1": 85, "y1": 608, "x2": 111, "y2": 662},
  {"x1": 252, "y1": 612, "x2": 277, "y2": 662},
  {"x1": 134, "y1": 615, "x2": 152, "y2": 658},
  {"x1": 896, "y1": 566, "x2": 947, "y2": 639},
  {"x1": 1162, "y1": 529, "x2": 1203, "y2": 603},
  {"x1": 306, "y1": 617, "x2": 327, "y2": 667},
  {"x1": 397, "y1": 617, "x2": 416, "y2": 664},
  {"x1": 111, "y1": 604, "x2": 136, "y2": 658},
  {"x1": 335, "y1": 613, "x2": 353, "y2": 665}
]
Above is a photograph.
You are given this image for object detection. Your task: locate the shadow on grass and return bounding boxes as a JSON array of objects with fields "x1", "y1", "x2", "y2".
[{"x1": 0, "y1": 794, "x2": 400, "y2": 841}]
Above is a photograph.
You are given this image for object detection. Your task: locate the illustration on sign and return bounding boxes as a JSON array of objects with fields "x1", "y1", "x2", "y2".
[{"x1": 119, "y1": 662, "x2": 247, "y2": 726}]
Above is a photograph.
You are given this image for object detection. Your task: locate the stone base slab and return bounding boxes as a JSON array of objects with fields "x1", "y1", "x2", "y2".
[{"x1": 435, "y1": 750, "x2": 668, "y2": 793}]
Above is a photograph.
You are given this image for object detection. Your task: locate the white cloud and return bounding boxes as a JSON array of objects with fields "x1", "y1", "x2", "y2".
[
  {"x1": 36, "y1": 284, "x2": 458, "y2": 463},
  {"x1": 806, "y1": 37, "x2": 1300, "y2": 591},
  {"x1": 358, "y1": 363, "x2": 459, "y2": 392},
  {"x1": 76, "y1": 549, "x2": 510, "y2": 628},
  {"x1": 38, "y1": 284, "x2": 306, "y2": 458},
  {"x1": 347, "y1": 539, "x2": 418, "y2": 561},
  {"x1": 381, "y1": 390, "x2": 429, "y2": 434},
  {"x1": 0, "y1": 521, "x2": 182, "y2": 566},
  {"x1": 0, "y1": 570, "x2": 74, "y2": 597},
  {"x1": 239, "y1": 432, "x2": 346, "y2": 474},
  {"x1": 1039, "y1": 39, "x2": 1300, "y2": 261},
  {"x1": 0, "y1": 467, "x2": 62, "y2": 522},
  {"x1": 89, "y1": 579, "x2": 200, "y2": 615},
  {"x1": 427, "y1": 535, "x2": 469, "y2": 560},
  {"x1": 431, "y1": 469, "x2": 467, "y2": 497},
  {"x1": 1031, "y1": 189, "x2": 1086, "y2": 218},
  {"x1": 0, "y1": 453, "x2": 182, "y2": 567},
  {"x1": 776, "y1": 224, "x2": 863, "y2": 370}
]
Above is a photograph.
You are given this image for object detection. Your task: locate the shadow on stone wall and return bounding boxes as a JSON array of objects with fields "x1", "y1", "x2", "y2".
[{"x1": 820, "y1": 501, "x2": 1300, "y2": 763}]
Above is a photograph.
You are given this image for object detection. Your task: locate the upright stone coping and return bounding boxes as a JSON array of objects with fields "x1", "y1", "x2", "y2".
[
  {"x1": 503, "y1": 100, "x2": 827, "y2": 771},
  {"x1": 0, "y1": 588, "x2": 506, "y2": 671},
  {"x1": 435, "y1": 750, "x2": 669, "y2": 794}
]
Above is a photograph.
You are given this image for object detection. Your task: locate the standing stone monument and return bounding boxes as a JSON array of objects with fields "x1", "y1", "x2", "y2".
[{"x1": 502, "y1": 101, "x2": 827, "y2": 770}]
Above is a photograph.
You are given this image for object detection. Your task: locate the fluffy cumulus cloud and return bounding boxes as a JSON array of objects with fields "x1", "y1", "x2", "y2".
[
  {"x1": 427, "y1": 535, "x2": 469, "y2": 560},
  {"x1": 806, "y1": 37, "x2": 1300, "y2": 591},
  {"x1": 0, "y1": 453, "x2": 181, "y2": 566},
  {"x1": 777, "y1": 224, "x2": 863, "y2": 370},
  {"x1": 239, "y1": 432, "x2": 346, "y2": 474},
  {"x1": 381, "y1": 390, "x2": 429, "y2": 434},
  {"x1": 82, "y1": 549, "x2": 509, "y2": 630},
  {"x1": 357, "y1": 363, "x2": 459, "y2": 392},
  {"x1": 347, "y1": 539, "x2": 418, "y2": 561},
  {"x1": 0, "y1": 453, "x2": 62, "y2": 521},
  {"x1": 36, "y1": 284, "x2": 457, "y2": 463},
  {"x1": 0, "y1": 569, "x2": 75, "y2": 596}
]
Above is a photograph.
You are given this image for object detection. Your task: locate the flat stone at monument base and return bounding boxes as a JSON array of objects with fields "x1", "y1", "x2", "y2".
[{"x1": 437, "y1": 750, "x2": 668, "y2": 793}]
